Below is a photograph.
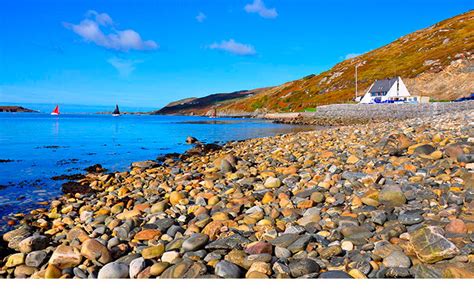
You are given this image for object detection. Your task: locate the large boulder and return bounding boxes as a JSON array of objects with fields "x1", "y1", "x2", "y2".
[{"x1": 409, "y1": 226, "x2": 459, "y2": 264}]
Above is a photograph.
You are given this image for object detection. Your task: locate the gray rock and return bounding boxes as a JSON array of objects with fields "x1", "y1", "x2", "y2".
[
  {"x1": 398, "y1": 211, "x2": 424, "y2": 225},
  {"x1": 371, "y1": 210, "x2": 387, "y2": 225},
  {"x1": 182, "y1": 233, "x2": 209, "y2": 252},
  {"x1": 155, "y1": 218, "x2": 175, "y2": 232},
  {"x1": 318, "y1": 270, "x2": 353, "y2": 278},
  {"x1": 215, "y1": 260, "x2": 242, "y2": 278},
  {"x1": 383, "y1": 250, "x2": 411, "y2": 268},
  {"x1": 25, "y1": 250, "x2": 48, "y2": 267},
  {"x1": 270, "y1": 233, "x2": 300, "y2": 248},
  {"x1": 289, "y1": 258, "x2": 320, "y2": 278},
  {"x1": 275, "y1": 246, "x2": 292, "y2": 258},
  {"x1": 129, "y1": 257, "x2": 146, "y2": 279},
  {"x1": 287, "y1": 234, "x2": 313, "y2": 253},
  {"x1": 19, "y1": 235, "x2": 49, "y2": 253},
  {"x1": 98, "y1": 262, "x2": 129, "y2": 279},
  {"x1": 205, "y1": 234, "x2": 250, "y2": 250}
]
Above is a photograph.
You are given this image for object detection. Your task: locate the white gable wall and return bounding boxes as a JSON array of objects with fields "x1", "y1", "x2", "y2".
[
  {"x1": 383, "y1": 77, "x2": 411, "y2": 101},
  {"x1": 360, "y1": 83, "x2": 375, "y2": 103}
]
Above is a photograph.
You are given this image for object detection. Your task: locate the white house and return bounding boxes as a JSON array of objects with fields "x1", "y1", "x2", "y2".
[{"x1": 360, "y1": 77, "x2": 411, "y2": 104}]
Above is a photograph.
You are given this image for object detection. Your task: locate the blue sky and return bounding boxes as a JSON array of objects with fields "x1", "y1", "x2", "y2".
[{"x1": 0, "y1": 0, "x2": 472, "y2": 110}]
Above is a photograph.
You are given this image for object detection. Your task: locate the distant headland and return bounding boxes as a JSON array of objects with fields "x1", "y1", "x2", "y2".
[{"x1": 0, "y1": 106, "x2": 37, "y2": 113}]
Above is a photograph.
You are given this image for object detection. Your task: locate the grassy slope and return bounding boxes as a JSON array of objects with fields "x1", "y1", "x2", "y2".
[{"x1": 218, "y1": 10, "x2": 474, "y2": 113}]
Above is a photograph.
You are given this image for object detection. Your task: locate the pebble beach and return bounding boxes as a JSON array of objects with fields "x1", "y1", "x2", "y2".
[{"x1": 1, "y1": 109, "x2": 473, "y2": 279}]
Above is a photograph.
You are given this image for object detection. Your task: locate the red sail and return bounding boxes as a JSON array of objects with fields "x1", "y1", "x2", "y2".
[{"x1": 51, "y1": 105, "x2": 59, "y2": 114}]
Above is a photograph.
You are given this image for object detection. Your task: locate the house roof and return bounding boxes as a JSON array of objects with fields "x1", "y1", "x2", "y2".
[{"x1": 369, "y1": 77, "x2": 398, "y2": 94}]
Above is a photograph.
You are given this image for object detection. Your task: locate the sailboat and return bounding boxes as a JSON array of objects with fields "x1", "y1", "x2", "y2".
[
  {"x1": 51, "y1": 105, "x2": 60, "y2": 116},
  {"x1": 112, "y1": 104, "x2": 120, "y2": 116}
]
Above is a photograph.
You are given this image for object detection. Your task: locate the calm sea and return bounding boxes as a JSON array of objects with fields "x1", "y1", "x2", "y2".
[{"x1": 0, "y1": 112, "x2": 315, "y2": 225}]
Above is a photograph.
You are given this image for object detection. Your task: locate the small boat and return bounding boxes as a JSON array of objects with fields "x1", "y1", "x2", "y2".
[
  {"x1": 112, "y1": 104, "x2": 120, "y2": 116},
  {"x1": 51, "y1": 105, "x2": 60, "y2": 116}
]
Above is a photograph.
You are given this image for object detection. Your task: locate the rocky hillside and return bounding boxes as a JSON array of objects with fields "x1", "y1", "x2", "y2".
[
  {"x1": 159, "y1": 10, "x2": 473, "y2": 115},
  {"x1": 153, "y1": 88, "x2": 269, "y2": 115},
  {"x1": 219, "y1": 10, "x2": 474, "y2": 113}
]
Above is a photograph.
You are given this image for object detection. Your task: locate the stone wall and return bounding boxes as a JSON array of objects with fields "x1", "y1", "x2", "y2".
[{"x1": 308, "y1": 101, "x2": 474, "y2": 120}]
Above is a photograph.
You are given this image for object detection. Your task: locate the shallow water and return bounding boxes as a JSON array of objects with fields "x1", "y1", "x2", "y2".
[{"x1": 0, "y1": 113, "x2": 316, "y2": 223}]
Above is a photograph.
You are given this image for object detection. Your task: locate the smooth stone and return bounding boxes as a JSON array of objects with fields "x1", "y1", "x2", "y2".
[
  {"x1": 244, "y1": 241, "x2": 272, "y2": 255},
  {"x1": 49, "y1": 245, "x2": 82, "y2": 269},
  {"x1": 215, "y1": 260, "x2": 242, "y2": 278},
  {"x1": 341, "y1": 241, "x2": 354, "y2": 251},
  {"x1": 150, "y1": 262, "x2": 170, "y2": 277},
  {"x1": 80, "y1": 238, "x2": 112, "y2": 264},
  {"x1": 129, "y1": 257, "x2": 146, "y2": 279},
  {"x1": 379, "y1": 184, "x2": 406, "y2": 207},
  {"x1": 287, "y1": 234, "x2": 313, "y2": 253},
  {"x1": 25, "y1": 250, "x2": 48, "y2": 267},
  {"x1": 161, "y1": 251, "x2": 180, "y2": 263},
  {"x1": 264, "y1": 177, "x2": 281, "y2": 188},
  {"x1": 45, "y1": 264, "x2": 62, "y2": 279},
  {"x1": 383, "y1": 250, "x2": 411, "y2": 268},
  {"x1": 289, "y1": 258, "x2": 320, "y2": 278},
  {"x1": 98, "y1": 262, "x2": 129, "y2": 279},
  {"x1": 398, "y1": 211, "x2": 424, "y2": 225},
  {"x1": 318, "y1": 271, "x2": 353, "y2": 278},
  {"x1": 18, "y1": 235, "x2": 49, "y2": 253},
  {"x1": 445, "y1": 219, "x2": 468, "y2": 234},
  {"x1": 275, "y1": 246, "x2": 292, "y2": 258},
  {"x1": 142, "y1": 244, "x2": 165, "y2": 259},
  {"x1": 5, "y1": 253, "x2": 25, "y2": 268},
  {"x1": 182, "y1": 233, "x2": 209, "y2": 252},
  {"x1": 320, "y1": 245, "x2": 343, "y2": 259}
]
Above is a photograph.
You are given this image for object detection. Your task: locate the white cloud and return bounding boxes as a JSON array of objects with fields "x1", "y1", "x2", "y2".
[
  {"x1": 345, "y1": 53, "x2": 363, "y2": 60},
  {"x1": 244, "y1": 0, "x2": 278, "y2": 19},
  {"x1": 65, "y1": 11, "x2": 158, "y2": 51},
  {"x1": 209, "y1": 39, "x2": 256, "y2": 56},
  {"x1": 107, "y1": 57, "x2": 141, "y2": 77},
  {"x1": 196, "y1": 12, "x2": 206, "y2": 22}
]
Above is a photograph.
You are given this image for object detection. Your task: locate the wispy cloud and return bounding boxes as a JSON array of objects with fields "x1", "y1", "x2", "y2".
[
  {"x1": 196, "y1": 12, "x2": 206, "y2": 23},
  {"x1": 107, "y1": 57, "x2": 142, "y2": 77},
  {"x1": 209, "y1": 39, "x2": 256, "y2": 56},
  {"x1": 344, "y1": 53, "x2": 363, "y2": 60},
  {"x1": 244, "y1": 0, "x2": 278, "y2": 19},
  {"x1": 64, "y1": 10, "x2": 158, "y2": 52}
]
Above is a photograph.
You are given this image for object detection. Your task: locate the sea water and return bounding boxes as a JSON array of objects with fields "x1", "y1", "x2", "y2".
[{"x1": 0, "y1": 112, "x2": 315, "y2": 223}]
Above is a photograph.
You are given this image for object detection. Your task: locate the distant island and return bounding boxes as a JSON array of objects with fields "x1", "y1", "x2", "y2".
[{"x1": 0, "y1": 106, "x2": 37, "y2": 113}]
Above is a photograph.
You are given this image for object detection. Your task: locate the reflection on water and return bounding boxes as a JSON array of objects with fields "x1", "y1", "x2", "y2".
[{"x1": 0, "y1": 113, "x2": 318, "y2": 222}]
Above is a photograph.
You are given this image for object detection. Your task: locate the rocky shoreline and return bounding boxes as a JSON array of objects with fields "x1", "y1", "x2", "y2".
[{"x1": 1, "y1": 110, "x2": 473, "y2": 279}]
